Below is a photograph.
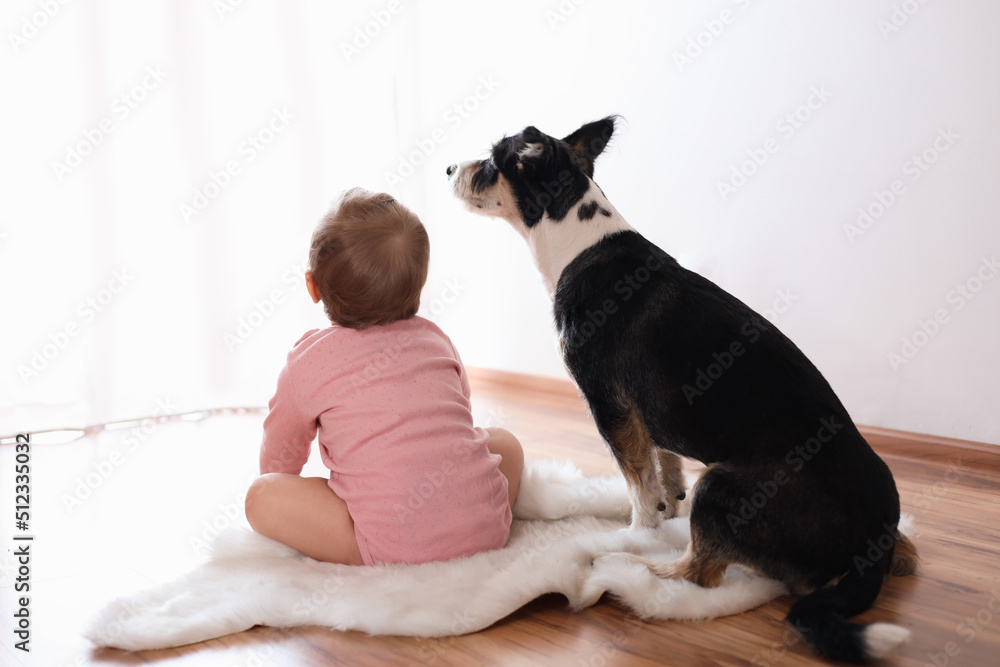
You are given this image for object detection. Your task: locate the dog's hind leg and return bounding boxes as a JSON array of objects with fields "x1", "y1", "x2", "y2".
[
  {"x1": 605, "y1": 466, "x2": 734, "y2": 586},
  {"x1": 656, "y1": 449, "x2": 686, "y2": 519},
  {"x1": 622, "y1": 448, "x2": 663, "y2": 530},
  {"x1": 608, "y1": 541, "x2": 731, "y2": 588}
]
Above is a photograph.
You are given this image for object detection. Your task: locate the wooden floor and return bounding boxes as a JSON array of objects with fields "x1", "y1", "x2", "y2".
[{"x1": 1, "y1": 372, "x2": 999, "y2": 666}]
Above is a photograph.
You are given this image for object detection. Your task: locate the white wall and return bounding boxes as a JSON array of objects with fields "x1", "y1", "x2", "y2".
[
  {"x1": 410, "y1": 0, "x2": 1000, "y2": 445},
  {"x1": 2, "y1": 1, "x2": 998, "y2": 444}
]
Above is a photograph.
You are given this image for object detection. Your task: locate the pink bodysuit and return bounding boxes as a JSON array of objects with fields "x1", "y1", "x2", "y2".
[{"x1": 259, "y1": 316, "x2": 511, "y2": 565}]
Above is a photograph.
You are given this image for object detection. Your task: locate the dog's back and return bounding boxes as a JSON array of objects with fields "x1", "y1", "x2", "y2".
[{"x1": 557, "y1": 228, "x2": 907, "y2": 660}]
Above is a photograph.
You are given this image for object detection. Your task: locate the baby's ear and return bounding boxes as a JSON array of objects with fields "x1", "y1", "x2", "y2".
[
  {"x1": 562, "y1": 116, "x2": 619, "y2": 178},
  {"x1": 305, "y1": 270, "x2": 321, "y2": 304}
]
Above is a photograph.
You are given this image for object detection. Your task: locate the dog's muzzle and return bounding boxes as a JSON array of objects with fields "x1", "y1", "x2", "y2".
[{"x1": 446, "y1": 163, "x2": 458, "y2": 177}]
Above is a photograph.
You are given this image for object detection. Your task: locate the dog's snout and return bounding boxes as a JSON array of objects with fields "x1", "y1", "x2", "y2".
[{"x1": 446, "y1": 163, "x2": 458, "y2": 177}]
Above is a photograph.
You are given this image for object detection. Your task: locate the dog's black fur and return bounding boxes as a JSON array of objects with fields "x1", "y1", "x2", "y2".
[{"x1": 448, "y1": 117, "x2": 917, "y2": 663}]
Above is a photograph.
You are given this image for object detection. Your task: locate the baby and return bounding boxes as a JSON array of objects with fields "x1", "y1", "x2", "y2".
[{"x1": 245, "y1": 188, "x2": 523, "y2": 566}]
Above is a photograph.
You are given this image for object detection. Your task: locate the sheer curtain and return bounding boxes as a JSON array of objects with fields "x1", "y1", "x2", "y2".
[
  {"x1": 2, "y1": 1, "x2": 415, "y2": 434},
  {"x1": 2, "y1": 0, "x2": 627, "y2": 438},
  {"x1": 4, "y1": 1, "x2": 1000, "y2": 444}
]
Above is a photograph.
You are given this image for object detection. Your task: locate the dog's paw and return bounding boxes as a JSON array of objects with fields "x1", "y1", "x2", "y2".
[
  {"x1": 657, "y1": 497, "x2": 679, "y2": 520},
  {"x1": 657, "y1": 482, "x2": 695, "y2": 519}
]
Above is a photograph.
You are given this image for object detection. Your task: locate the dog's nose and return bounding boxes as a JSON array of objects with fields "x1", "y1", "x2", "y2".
[{"x1": 446, "y1": 164, "x2": 458, "y2": 177}]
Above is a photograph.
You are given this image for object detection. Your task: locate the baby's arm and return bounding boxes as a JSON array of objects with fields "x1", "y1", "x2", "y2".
[
  {"x1": 249, "y1": 362, "x2": 361, "y2": 564},
  {"x1": 259, "y1": 363, "x2": 316, "y2": 475}
]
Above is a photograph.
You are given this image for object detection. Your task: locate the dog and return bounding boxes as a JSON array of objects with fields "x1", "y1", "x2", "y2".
[{"x1": 447, "y1": 117, "x2": 918, "y2": 663}]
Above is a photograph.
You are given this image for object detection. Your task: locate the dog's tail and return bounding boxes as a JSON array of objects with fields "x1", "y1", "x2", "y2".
[{"x1": 786, "y1": 532, "x2": 916, "y2": 663}]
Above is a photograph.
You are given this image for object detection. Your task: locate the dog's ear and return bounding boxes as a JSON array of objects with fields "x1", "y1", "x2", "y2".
[
  {"x1": 562, "y1": 116, "x2": 619, "y2": 177},
  {"x1": 516, "y1": 126, "x2": 558, "y2": 176}
]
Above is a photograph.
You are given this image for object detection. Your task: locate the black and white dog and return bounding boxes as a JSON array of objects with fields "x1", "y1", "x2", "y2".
[{"x1": 447, "y1": 117, "x2": 917, "y2": 663}]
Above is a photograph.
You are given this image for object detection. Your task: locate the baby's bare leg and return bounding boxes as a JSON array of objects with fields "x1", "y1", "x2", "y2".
[
  {"x1": 485, "y1": 427, "x2": 524, "y2": 508},
  {"x1": 245, "y1": 473, "x2": 364, "y2": 565}
]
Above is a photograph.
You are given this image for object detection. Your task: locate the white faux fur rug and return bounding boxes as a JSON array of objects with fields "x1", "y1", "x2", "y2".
[{"x1": 85, "y1": 460, "x2": 787, "y2": 651}]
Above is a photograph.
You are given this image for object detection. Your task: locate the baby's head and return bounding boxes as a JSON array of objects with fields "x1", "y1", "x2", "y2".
[{"x1": 307, "y1": 188, "x2": 429, "y2": 329}]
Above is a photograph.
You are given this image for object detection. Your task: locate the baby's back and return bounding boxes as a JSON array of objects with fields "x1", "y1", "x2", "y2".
[{"x1": 288, "y1": 316, "x2": 510, "y2": 565}]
